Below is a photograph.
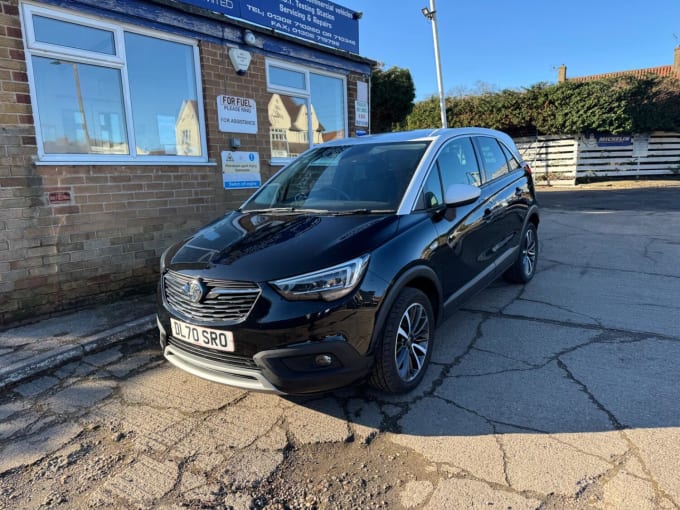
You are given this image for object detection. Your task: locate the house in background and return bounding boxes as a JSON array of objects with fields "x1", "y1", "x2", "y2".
[
  {"x1": 175, "y1": 100, "x2": 201, "y2": 157},
  {"x1": 558, "y1": 46, "x2": 680, "y2": 82}
]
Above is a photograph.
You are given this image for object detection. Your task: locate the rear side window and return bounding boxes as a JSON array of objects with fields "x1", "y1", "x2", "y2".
[
  {"x1": 475, "y1": 136, "x2": 509, "y2": 181},
  {"x1": 435, "y1": 137, "x2": 481, "y2": 190},
  {"x1": 500, "y1": 143, "x2": 522, "y2": 172}
]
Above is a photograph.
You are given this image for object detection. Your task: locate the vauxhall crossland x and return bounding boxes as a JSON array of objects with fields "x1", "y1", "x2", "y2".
[{"x1": 157, "y1": 128, "x2": 539, "y2": 394}]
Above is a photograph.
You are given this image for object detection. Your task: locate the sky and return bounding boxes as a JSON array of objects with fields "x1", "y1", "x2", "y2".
[{"x1": 339, "y1": 0, "x2": 680, "y2": 100}]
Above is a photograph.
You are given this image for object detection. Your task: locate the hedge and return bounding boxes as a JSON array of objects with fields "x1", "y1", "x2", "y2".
[{"x1": 403, "y1": 75, "x2": 680, "y2": 136}]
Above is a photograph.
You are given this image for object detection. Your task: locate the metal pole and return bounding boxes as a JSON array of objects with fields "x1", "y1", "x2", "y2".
[
  {"x1": 429, "y1": 0, "x2": 447, "y2": 128},
  {"x1": 72, "y1": 63, "x2": 92, "y2": 150}
]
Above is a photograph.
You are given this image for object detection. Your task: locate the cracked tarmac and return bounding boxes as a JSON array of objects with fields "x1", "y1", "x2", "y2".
[{"x1": 1, "y1": 200, "x2": 679, "y2": 509}]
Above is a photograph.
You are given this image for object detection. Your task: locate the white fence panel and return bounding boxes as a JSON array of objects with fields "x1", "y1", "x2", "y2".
[
  {"x1": 515, "y1": 136, "x2": 577, "y2": 184},
  {"x1": 514, "y1": 132, "x2": 680, "y2": 185}
]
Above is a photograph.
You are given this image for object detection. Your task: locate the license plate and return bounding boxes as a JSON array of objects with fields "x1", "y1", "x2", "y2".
[{"x1": 170, "y1": 318, "x2": 234, "y2": 353}]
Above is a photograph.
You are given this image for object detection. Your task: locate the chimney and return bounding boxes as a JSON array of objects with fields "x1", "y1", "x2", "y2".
[
  {"x1": 674, "y1": 46, "x2": 680, "y2": 73},
  {"x1": 557, "y1": 65, "x2": 567, "y2": 83}
]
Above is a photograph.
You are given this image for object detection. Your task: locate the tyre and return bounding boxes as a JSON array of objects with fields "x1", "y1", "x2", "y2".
[
  {"x1": 504, "y1": 222, "x2": 538, "y2": 283},
  {"x1": 369, "y1": 288, "x2": 434, "y2": 394}
]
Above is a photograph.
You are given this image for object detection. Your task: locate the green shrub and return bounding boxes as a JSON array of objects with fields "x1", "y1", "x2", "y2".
[{"x1": 403, "y1": 76, "x2": 680, "y2": 136}]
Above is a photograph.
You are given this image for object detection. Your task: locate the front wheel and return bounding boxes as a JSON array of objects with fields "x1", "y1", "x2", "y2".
[
  {"x1": 504, "y1": 222, "x2": 538, "y2": 283},
  {"x1": 369, "y1": 288, "x2": 434, "y2": 394}
]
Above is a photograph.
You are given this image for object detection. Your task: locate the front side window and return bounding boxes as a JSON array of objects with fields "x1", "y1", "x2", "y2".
[
  {"x1": 266, "y1": 60, "x2": 347, "y2": 164},
  {"x1": 436, "y1": 137, "x2": 482, "y2": 190},
  {"x1": 22, "y1": 4, "x2": 207, "y2": 163}
]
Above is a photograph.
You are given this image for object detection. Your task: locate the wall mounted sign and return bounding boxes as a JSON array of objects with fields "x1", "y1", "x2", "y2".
[
  {"x1": 217, "y1": 95, "x2": 258, "y2": 134},
  {"x1": 177, "y1": 0, "x2": 359, "y2": 53},
  {"x1": 222, "y1": 151, "x2": 261, "y2": 189},
  {"x1": 47, "y1": 189, "x2": 73, "y2": 205},
  {"x1": 632, "y1": 136, "x2": 649, "y2": 158},
  {"x1": 355, "y1": 100, "x2": 368, "y2": 127}
]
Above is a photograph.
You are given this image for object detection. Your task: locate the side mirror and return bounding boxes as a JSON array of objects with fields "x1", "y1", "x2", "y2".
[{"x1": 444, "y1": 183, "x2": 481, "y2": 207}]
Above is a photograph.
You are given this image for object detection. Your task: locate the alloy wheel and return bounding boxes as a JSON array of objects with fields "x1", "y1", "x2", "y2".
[
  {"x1": 522, "y1": 227, "x2": 537, "y2": 277},
  {"x1": 394, "y1": 302, "x2": 430, "y2": 382}
]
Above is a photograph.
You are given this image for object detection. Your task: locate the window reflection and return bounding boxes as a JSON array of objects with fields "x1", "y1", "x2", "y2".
[
  {"x1": 310, "y1": 73, "x2": 345, "y2": 142},
  {"x1": 33, "y1": 15, "x2": 115, "y2": 55},
  {"x1": 125, "y1": 33, "x2": 200, "y2": 156},
  {"x1": 268, "y1": 94, "x2": 311, "y2": 158},
  {"x1": 32, "y1": 56, "x2": 128, "y2": 154},
  {"x1": 267, "y1": 74, "x2": 345, "y2": 160}
]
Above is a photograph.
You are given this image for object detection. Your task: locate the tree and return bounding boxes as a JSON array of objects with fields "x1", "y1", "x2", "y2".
[
  {"x1": 370, "y1": 66, "x2": 415, "y2": 133},
  {"x1": 403, "y1": 75, "x2": 680, "y2": 136}
]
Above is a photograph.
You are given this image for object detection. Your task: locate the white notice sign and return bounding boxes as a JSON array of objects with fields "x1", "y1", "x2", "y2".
[
  {"x1": 217, "y1": 95, "x2": 258, "y2": 134},
  {"x1": 632, "y1": 136, "x2": 649, "y2": 158},
  {"x1": 355, "y1": 100, "x2": 369, "y2": 128},
  {"x1": 222, "y1": 151, "x2": 261, "y2": 189}
]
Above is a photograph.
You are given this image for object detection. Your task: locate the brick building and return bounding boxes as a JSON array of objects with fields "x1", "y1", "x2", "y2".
[{"x1": 0, "y1": 0, "x2": 373, "y2": 324}]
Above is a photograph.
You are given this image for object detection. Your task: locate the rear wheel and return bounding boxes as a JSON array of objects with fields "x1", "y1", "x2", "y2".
[
  {"x1": 504, "y1": 222, "x2": 538, "y2": 283},
  {"x1": 369, "y1": 288, "x2": 434, "y2": 394}
]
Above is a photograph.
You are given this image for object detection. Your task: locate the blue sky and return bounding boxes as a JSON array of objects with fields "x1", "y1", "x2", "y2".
[{"x1": 340, "y1": 0, "x2": 680, "y2": 100}]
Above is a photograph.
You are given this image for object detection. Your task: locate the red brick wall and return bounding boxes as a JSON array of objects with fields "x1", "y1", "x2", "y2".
[{"x1": 0, "y1": 1, "x2": 365, "y2": 325}]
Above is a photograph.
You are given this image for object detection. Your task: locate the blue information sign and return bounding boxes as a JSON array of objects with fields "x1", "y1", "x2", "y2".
[
  {"x1": 179, "y1": 0, "x2": 241, "y2": 17},
  {"x1": 595, "y1": 135, "x2": 632, "y2": 147},
  {"x1": 177, "y1": 0, "x2": 359, "y2": 53}
]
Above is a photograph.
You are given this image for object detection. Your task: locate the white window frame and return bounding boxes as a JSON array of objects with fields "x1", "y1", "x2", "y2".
[
  {"x1": 265, "y1": 59, "x2": 347, "y2": 166},
  {"x1": 20, "y1": 1, "x2": 209, "y2": 165}
]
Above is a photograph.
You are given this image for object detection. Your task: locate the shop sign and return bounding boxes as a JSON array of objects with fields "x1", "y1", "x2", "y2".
[
  {"x1": 222, "y1": 151, "x2": 261, "y2": 189},
  {"x1": 355, "y1": 100, "x2": 368, "y2": 127},
  {"x1": 218, "y1": 95, "x2": 258, "y2": 134},
  {"x1": 177, "y1": 0, "x2": 360, "y2": 53}
]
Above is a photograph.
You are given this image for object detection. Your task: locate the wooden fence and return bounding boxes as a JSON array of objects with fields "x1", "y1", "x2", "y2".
[{"x1": 514, "y1": 132, "x2": 680, "y2": 185}]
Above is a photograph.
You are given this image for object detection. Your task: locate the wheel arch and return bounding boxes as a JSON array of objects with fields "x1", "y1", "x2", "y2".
[
  {"x1": 525, "y1": 205, "x2": 540, "y2": 229},
  {"x1": 369, "y1": 265, "x2": 442, "y2": 355}
]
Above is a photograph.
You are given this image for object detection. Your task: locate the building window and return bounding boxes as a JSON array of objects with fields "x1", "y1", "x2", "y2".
[
  {"x1": 21, "y1": 3, "x2": 207, "y2": 164},
  {"x1": 266, "y1": 60, "x2": 346, "y2": 164}
]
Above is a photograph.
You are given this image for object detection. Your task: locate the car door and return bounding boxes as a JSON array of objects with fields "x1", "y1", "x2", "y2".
[
  {"x1": 472, "y1": 136, "x2": 529, "y2": 268},
  {"x1": 424, "y1": 136, "x2": 498, "y2": 300}
]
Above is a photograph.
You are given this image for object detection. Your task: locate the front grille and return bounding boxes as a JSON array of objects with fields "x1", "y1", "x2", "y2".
[
  {"x1": 167, "y1": 337, "x2": 259, "y2": 370},
  {"x1": 163, "y1": 270, "x2": 261, "y2": 324}
]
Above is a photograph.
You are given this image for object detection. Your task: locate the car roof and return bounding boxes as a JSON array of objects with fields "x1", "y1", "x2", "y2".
[{"x1": 321, "y1": 127, "x2": 517, "y2": 149}]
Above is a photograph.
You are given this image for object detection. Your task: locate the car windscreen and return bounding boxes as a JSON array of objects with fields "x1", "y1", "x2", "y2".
[{"x1": 242, "y1": 141, "x2": 430, "y2": 213}]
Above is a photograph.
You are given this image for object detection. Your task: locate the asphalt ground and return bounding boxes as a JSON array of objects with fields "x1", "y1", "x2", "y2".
[
  {"x1": 537, "y1": 178, "x2": 680, "y2": 211},
  {"x1": 1, "y1": 180, "x2": 679, "y2": 509}
]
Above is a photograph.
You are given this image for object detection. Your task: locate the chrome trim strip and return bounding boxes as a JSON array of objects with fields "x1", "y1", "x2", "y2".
[
  {"x1": 209, "y1": 288, "x2": 260, "y2": 295},
  {"x1": 442, "y1": 246, "x2": 518, "y2": 309},
  {"x1": 164, "y1": 345, "x2": 283, "y2": 394}
]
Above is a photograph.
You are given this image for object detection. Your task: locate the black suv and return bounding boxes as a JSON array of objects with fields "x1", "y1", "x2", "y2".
[{"x1": 157, "y1": 128, "x2": 539, "y2": 394}]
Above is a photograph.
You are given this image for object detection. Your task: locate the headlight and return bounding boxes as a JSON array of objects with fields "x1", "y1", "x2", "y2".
[{"x1": 270, "y1": 255, "x2": 370, "y2": 301}]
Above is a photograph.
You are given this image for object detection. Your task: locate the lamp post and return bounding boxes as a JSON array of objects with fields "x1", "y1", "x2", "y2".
[
  {"x1": 421, "y1": 0, "x2": 447, "y2": 129},
  {"x1": 51, "y1": 60, "x2": 92, "y2": 150}
]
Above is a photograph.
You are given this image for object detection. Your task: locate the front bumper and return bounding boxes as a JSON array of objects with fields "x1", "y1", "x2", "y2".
[{"x1": 157, "y1": 312, "x2": 375, "y2": 395}]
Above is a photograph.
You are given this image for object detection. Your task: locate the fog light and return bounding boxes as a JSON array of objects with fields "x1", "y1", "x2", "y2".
[{"x1": 314, "y1": 354, "x2": 333, "y2": 367}]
